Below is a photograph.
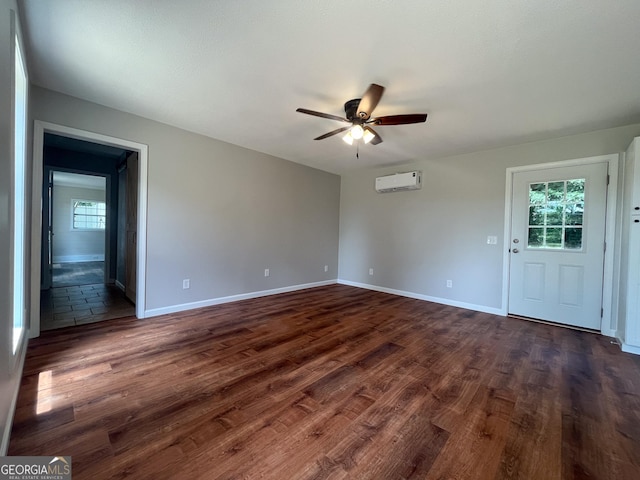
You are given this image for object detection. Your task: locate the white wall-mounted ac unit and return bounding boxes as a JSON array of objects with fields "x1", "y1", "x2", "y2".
[{"x1": 375, "y1": 171, "x2": 422, "y2": 193}]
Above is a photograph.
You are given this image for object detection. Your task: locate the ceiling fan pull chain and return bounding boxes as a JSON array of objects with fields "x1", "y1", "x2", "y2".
[{"x1": 356, "y1": 142, "x2": 359, "y2": 159}]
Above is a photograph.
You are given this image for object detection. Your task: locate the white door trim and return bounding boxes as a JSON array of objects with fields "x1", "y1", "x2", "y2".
[
  {"x1": 30, "y1": 120, "x2": 149, "y2": 337},
  {"x1": 501, "y1": 154, "x2": 619, "y2": 336}
]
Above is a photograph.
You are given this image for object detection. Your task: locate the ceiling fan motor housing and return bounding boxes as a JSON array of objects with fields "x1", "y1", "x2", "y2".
[{"x1": 344, "y1": 99, "x2": 363, "y2": 122}]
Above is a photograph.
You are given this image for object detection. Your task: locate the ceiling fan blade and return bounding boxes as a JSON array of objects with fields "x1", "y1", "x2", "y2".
[
  {"x1": 356, "y1": 84, "x2": 385, "y2": 120},
  {"x1": 296, "y1": 108, "x2": 350, "y2": 123},
  {"x1": 314, "y1": 126, "x2": 352, "y2": 140},
  {"x1": 364, "y1": 126, "x2": 383, "y2": 145},
  {"x1": 371, "y1": 114, "x2": 428, "y2": 126}
]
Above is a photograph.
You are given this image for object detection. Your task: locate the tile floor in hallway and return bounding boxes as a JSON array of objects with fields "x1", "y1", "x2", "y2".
[{"x1": 40, "y1": 283, "x2": 136, "y2": 331}]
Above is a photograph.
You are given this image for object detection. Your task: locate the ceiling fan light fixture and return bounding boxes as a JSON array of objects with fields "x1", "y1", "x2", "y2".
[
  {"x1": 350, "y1": 124, "x2": 364, "y2": 140},
  {"x1": 342, "y1": 132, "x2": 354, "y2": 145},
  {"x1": 362, "y1": 128, "x2": 375, "y2": 144},
  {"x1": 296, "y1": 83, "x2": 427, "y2": 146}
]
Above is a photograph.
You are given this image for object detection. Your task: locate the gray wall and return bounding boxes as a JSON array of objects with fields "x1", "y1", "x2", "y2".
[
  {"x1": 52, "y1": 184, "x2": 106, "y2": 262},
  {"x1": 339, "y1": 123, "x2": 640, "y2": 314},
  {"x1": 1, "y1": 0, "x2": 30, "y2": 454},
  {"x1": 31, "y1": 86, "x2": 341, "y2": 313}
]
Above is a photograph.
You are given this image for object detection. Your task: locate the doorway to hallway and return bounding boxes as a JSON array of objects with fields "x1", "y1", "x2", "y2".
[
  {"x1": 31, "y1": 120, "x2": 149, "y2": 337},
  {"x1": 39, "y1": 134, "x2": 137, "y2": 331}
]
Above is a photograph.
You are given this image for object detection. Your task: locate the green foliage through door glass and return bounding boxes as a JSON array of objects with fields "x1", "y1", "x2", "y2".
[{"x1": 526, "y1": 179, "x2": 584, "y2": 250}]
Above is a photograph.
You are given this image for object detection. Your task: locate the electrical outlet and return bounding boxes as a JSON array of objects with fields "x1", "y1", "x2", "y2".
[
  {"x1": 183, "y1": 279, "x2": 190, "y2": 289},
  {"x1": 264, "y1": 268, "x2": 270, "y2": 277},
  {"x1": 487, "y1": 235, "x2": 498, "y2": 245},
  {"x1": 324, "y1": 265, "x2": 328, "y2": 272},
  {"x1": 446, "y1": 280, "x2": 452, "y2": 288},
  {"x1": 369, "y1": 268, "x2": 374, "y2": 276}
]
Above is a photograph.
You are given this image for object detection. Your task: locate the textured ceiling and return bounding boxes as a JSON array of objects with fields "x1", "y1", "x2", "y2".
[{"x1": 19, "y1": 0, "x2": 640, "y2": 174}]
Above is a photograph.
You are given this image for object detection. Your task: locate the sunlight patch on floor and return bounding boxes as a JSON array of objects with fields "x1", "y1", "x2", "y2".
[{"x1": 36, "y1": 370, "x2": 53, "y2": 415}]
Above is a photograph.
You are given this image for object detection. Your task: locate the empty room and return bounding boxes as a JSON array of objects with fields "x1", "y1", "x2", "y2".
[{"x1": 2, "y1": 1, "x2": 640, "y2": 479}]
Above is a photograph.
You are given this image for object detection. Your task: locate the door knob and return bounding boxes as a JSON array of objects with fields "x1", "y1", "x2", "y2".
[{"x1": 512, "y1": 248, "x2": 519, "y2": 253}]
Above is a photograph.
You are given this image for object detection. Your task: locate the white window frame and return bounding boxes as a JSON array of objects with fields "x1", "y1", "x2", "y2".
[
  {"x1": 71, "y1": 198, "x2": 107, "y2": 231},
  {"x1": 12, "y1": 19, "x2": 28, "y2": 354},
  {"x1": 526, "y1": 178, "x2": 585, "y2": 251}
]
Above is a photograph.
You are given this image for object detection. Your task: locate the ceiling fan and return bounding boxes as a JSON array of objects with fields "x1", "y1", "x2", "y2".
[{"x1": 296, "y1": 84, "x2": 428, "y2": 146}]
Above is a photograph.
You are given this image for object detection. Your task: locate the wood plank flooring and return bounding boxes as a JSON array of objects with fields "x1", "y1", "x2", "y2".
[{"x1": 9, "y1": 285, "x2": 640, "y2": 479}]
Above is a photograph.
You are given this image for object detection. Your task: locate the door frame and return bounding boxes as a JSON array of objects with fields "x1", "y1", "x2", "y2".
[
  {"x1": 30, "y1": 120, "x2": 149, "y2": 337},
  {"x1": 501, "y1": 154, "x2": 619, "y2": 336}
]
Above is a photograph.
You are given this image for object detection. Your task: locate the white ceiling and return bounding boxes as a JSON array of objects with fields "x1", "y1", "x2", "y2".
[{"x1": 19, "y1": 0, "x2": 640, "y2": 174}]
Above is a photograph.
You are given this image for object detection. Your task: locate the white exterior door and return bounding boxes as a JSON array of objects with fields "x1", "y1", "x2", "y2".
[{"x1": 508, "y1": 162, "x2": 608, "y2": 329}]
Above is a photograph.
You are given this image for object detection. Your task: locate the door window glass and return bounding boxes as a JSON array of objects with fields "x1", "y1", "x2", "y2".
[{"x1": 527, "y1": 179, "x2": 585, "y2": 250}]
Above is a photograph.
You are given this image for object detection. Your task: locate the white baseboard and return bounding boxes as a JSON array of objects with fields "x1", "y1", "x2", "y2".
[
  {"x1": 142, "y1": 279, "x2": 630, "y2": 352},
  {"x1": 613, "y1": 332, "x2": 640, "y2": 356},
  {"x1": 336, "y1": 279, "x2": 504, "y2": 316},
  {"x1": 621, "y1": 342, "x2": 640, "y2": 355},
  {"x1": 115, "y1": 280, "x2": 125, "y2": 292},
  {"x1": 53, "y1": 254, "x2": 105, "y2": 263},
  {"x1": 144, "y1": 279, "x2": 338, "y2": 318}
]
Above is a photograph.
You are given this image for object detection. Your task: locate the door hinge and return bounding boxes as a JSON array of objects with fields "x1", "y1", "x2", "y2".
[
  {"x1": 601, "y1": 307, "x2": 604, "y2": 318},
  {"x1": 607, "y1": 174, "x2": 610, "y2": 185},
  {"x1": 604, "y1": 242, "x2": 606, "y2": 252}
]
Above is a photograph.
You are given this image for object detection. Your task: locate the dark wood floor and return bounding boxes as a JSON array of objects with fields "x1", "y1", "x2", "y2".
[{"x1": 9, "y1": 285, "x2": 640, "y2": 479}]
